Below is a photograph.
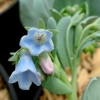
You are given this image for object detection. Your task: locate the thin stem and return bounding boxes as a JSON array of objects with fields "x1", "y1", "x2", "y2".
[
  {"x1": 54, "y1": 55, "x2": 72, "y2": 88},
  {"x1": 67, "y1": 60, "x2": 79, "y2": 100},
  {"x1": 66, "y1": 23, "x2": 73, "y2": 69}
]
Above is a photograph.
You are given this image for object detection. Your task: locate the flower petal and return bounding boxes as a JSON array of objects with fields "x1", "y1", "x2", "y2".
[
  {"x1": 28, "y1": 28, "x2": 38, "y2": 37},
  {"x1": 18, "y1": 71, "x2": 32, "y2": 90},
  {"x1": 28, "y1": 71, "x2": 41, "y2": 86},
  {"x1": 43, "y1": 39, "x2": 54, "y2": 52},
  {"x1": 14, "y1": 54, "x2": 37, "y2": 74},
  {"x1": 19, "y1": 35, "x2": 35, "y2": 49},
  {"x1": 9, "y1": 50, "x2": 41, "y2": 90},
  {"x1": 45, "y1": 30, "x2": 53, "y2": 40},
  {"x1": 9, "y1": 71, "x2": 18, "y2": 83},
  {"x1": 28, "y1": 44, "x2": 44, "y2": 56},
  {"x1": 28, "y1": 39, "x2": 54, "y2": 56},
  {"x1": 20, "y1": 28, "x2": 54, "y2": 56}
]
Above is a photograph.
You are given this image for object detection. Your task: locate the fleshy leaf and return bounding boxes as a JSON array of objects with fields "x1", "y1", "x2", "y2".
[
  {"x1": 38, "y1": 18, "x2": 46, "y2": 29},
  {"x1": 24, "y1": 27, "x2": 32, "y2": 31},
  {"x1": 75, "y1": 37, "x2": 95, "y2": 58},
  {"x1": 47, "y1": 17, "x2": 58, "y2": 57},
  {"x1": 53, "y1": 63, "x2": 60, "y2": 78},
  {"x1": 50, "y1": 9, "x2": 62, "y2": 23},
  {"x1": 80, "y1": 16, "x2": 97, "y2": 25},
  {"x1": 74, "y1": 24, "x2": 83, "y2": 48},
  {"x1": 48, "y1": 29, "x2": 59, "y2": 35},
  {"x1": 42, "y1": 76, "x2": 72, "y2": 94},
  {"x1": 56, "y1": 17, "x2": 71, "y2": 67},
  {"x1": 47, "y1": 17, "x2": 56, "y2": 29},
  {"x1": 19, "y1": 0, "x2": 54, "y2": 27},
  {"x1": 69, "y1": 27, "x2": 75, "y2": 56},
  {"x1": 81, "y1": 76, "x2": 100, "y2": 100}
]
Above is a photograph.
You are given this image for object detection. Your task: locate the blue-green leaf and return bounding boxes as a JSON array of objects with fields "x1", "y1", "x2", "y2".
[
  {"x1": 74, "y1": 24, "x2": 83, "y2": 48},
  {"x1": 69, "y1": 27, "x2": 75, "y2": 55},
  {"x1": 47, "y1": 17, "x2": 56, "y2": 29},
  {"x1": 56, "y1": 17, "x2": 71, "y2": 67},
  {"x1": 53, "y1": 63, "x2": 60, "y2": 78},
  {"x1": 42, "y1": 76, "x2": 72, "y2": 94},
  {"x1": 38, "y1": 18, "x2": 46, "y2": 29},
  {"x1": 50, "y1": 9, "x2": 62, "y2": 23},
  {"x1": 47, "y1": 17, "x2": 57, "y2": 57},
  {"x1": 81, "y1": 76, "x2": 100, "y2": 100},
  {"x1": 78, "y1": 39, "x2": 94, "y2": 56},
  {"x1": 48, "y1": 29, "x2": 59, "y2": 35},
  {"x1": 24, "y1": 27, "x2": 32, "y2": 31},
  {"x1": 19, "y1": 0, "x2": 54, "y2": 27},
  {"x1": 80, "y1": 16, "x2": 97, "y2": 25},
  {"x1": 53, "y1": 0, "x2": 87, "y2": 12}
]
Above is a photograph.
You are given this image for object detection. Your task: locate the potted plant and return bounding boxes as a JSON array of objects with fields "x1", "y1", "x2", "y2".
[{"x1": 3, "y1": 0, "x2": 100, "y2": 100}]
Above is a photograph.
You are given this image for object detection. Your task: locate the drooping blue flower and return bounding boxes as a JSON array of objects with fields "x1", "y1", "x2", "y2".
[
  {"x1": 8, "y1": 49, "x2": 41, "y2": 90},
  {"x1": 19, "y1": 28, "x2": 54, "y2": 56}
]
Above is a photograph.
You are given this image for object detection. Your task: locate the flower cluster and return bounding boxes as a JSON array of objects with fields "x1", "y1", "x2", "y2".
[{"x1": 8, "y1": 28, "x2": 54, "y2": 90}]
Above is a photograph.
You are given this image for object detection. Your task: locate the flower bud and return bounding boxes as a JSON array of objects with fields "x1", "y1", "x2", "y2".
[
  {"x1": 83, "y1": 46, "x2": 89, "y2": 53},
  {"x1": 61, "y1": 5, "x2": 79, "y2": 16},
  {"x1": 39, "y1": 55, "x2": 54, "y2": 74},
  {"x1": 92, "y1": 41, "x2": 99, "y2": 48},
  {"x1": 89, "y1": 45, "x2": 95, "y2": 55}
]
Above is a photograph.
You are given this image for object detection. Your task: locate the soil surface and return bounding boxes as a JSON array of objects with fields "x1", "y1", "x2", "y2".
[
  {"x1": 0, "y1": 74, "x2": 11, "y2": 100},
  {"x1": 0, "y1": 0, "x2": 16, "y2": 13}
]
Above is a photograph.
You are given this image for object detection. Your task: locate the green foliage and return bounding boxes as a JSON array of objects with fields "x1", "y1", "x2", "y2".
[
  {"x1": 81, "y1": 76, "x2": 100, "y2": 100},
  {"x1": 61, "y1": 5, "x2": 80, "y2": 16},
  {"x1": 42, "y1": 76, "x2": 72, "y2": 94},
  {"x1": 8, "y1": 48, "x2": 23, "y2": 65},
  {"x1": 19, "y1": 0, "x2": 100, "y2": 29},
  {"x1": 24, "y1": 27, "x2": 32, "y2": 31},
  {"x1": 47, "y1": 17, "x2": 56, "y2": 29},
  {"x1": 47, "y1": 17, "x2": 59, "y2": 57},
  {"x1": 56, "y1": 17, "x2": 71, "y2": 67},
  {"x1": 53, "y1": 0, "x2": 100, "y2": 17},
  {"x1": 19, "y1": 0, "x2": 54, "y2": 27},
  {"x1": 50, "y1": 9, "x2": 62, "y2": 23},
  {"x1": 38, "y1": 18, "x2": 46, "y2": 29},
  {"x1": 74, "y1": 24, "x2": 83, "y2": 48}
]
